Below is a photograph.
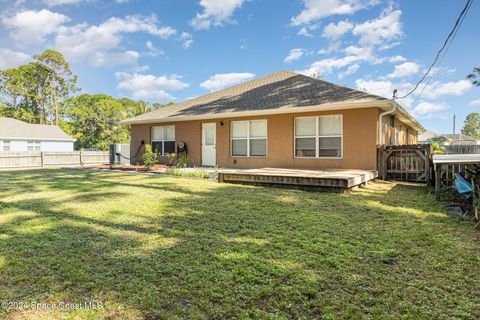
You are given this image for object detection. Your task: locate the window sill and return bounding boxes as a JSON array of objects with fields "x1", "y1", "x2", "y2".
[{"x1": 294, "y1": 156, "x2": 343, "y2": 160}]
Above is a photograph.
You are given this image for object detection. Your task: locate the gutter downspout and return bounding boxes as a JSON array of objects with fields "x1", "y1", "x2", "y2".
[{"x1": 378, "y1": 102, "x2": 397, "y2": 145}]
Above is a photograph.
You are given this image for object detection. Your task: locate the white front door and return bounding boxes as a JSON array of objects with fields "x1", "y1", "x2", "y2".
[{"x1": 202, "y1": 123, "x2": 216, "y2": 166}]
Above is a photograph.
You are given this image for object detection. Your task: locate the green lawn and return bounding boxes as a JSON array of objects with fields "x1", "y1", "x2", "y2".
[{"x1": 0, "y1": 169, "x2": 479, "y2": 319}]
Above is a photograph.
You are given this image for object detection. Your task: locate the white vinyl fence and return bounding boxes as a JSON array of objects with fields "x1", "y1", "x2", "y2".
[{"x1": 0, "y1": 151, "x2": 109, "y2": 169}]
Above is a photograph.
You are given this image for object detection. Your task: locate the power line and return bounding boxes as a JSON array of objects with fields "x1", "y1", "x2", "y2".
[
  {"x1": 410, "y1": 0, "x2": 473, "y2": 105},
  {"x1": 396, "y1": 0, "x2": 474, "y2": 100}
]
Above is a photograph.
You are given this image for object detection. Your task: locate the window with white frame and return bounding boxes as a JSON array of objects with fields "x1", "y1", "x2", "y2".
[
  {"x1": 3, "y1": 140, "x2": 10, "y2": 151},
  {"x1": 295, "y1": 115, "x2": 342, "y2": 158},
  {"x1": 231, "y1": 120, "x2": 267, "y2": 157},
  {"x1": 151, "y1": 125, "x2": 175, "y2": 155},
  {"x1": 27, "y1": 140, "x2": 41, "y2": 151}
]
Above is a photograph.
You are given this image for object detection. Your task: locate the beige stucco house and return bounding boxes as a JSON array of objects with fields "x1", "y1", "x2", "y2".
[{"x1": 121, "y1": 71, "x2": 423, "y2": 170}]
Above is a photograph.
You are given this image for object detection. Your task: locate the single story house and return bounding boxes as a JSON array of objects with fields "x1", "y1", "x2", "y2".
[
  {"x1": 418, "y1": 130, "x2": 445, "y2": 144},
  {"x1": 0, "y1": 117, "x2": 75, "y2": 152},
  {"x1": 122, "y1": 71, "x2": 423, "y2": 170},
  {"x1": 418, "y1": 131, "x2": 480, "y2": 145},
  {"x1": 442, "y1": 133, "x2": 480, "y2": 145}
]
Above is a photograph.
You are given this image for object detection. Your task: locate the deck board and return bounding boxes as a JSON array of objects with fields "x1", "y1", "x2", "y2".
[{"x1": 218, "y1": 168, "x2": 378, "y2": 191}]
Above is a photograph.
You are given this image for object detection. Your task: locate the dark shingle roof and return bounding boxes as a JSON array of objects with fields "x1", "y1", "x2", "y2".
[
  {"x1": 122, "y1": 70, "x2": 388, "y2": 124},
  {"x1": 0, "y1": 117, "x2": 75, "y2": 141}
]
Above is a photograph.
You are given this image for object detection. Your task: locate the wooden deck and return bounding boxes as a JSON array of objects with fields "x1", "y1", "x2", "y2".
[{"x1": 218, "y1": 168, "x2": 378, "y2": 192}]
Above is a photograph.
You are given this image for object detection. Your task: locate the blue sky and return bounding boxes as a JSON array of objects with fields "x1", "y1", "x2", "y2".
[{"x1": 0, "y1": 0, "x2": 478, "y2": 133}]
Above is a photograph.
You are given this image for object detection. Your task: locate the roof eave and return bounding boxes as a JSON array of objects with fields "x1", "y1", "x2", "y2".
[
  {"x1": 121, "y1": 100, "x2": 389, "y2": 125},
  {"x1": 389, "y1": 100, "x2": 425, "y2": 133},
  {"x1": 121, "y1": 99, "x2": 424, "y2": 133},
  {"x1": 0, "y1": 137, "x2": 76, "y2": 142}
]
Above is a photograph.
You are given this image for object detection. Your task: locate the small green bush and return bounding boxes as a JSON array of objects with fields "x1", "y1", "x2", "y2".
[
  {"x1": 142, "y1": 144, "x2": 156, "y2": 170},
  {"x1": 165, "y1": 152, "x2": 177, "y2": 165},
  {"x1": 432, "y1": 142, "x2": 445, "y2": 155},
  {"x1": 176, "y1": 153, "x2": 190, "y2": 168}
]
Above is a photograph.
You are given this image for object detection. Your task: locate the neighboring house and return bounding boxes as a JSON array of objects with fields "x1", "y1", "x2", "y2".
[
  {"x1": 418, "y1": 131, "x2": 448, "y2": 144},
  {"x1": 122, "y1": 71, "x2": 424, "y2": 170},
  {"x1": 418, "y1": 131, "x2": 480, "y2": 145},
  {"x1": 0, "y1": 117, "x2": 75, "y2": 152},
  {"x1": 441, "y1": 134, "x2": 480, "y2": 145}
]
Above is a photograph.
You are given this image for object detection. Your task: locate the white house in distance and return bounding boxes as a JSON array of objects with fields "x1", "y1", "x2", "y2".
[{"x1": 0, "y1": 117, "x2": 75, "y2": 152}]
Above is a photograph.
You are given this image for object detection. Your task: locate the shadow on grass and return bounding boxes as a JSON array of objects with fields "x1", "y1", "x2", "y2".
[{"x1": 0, "y1": 169, "x2": 479, "y2": 319}]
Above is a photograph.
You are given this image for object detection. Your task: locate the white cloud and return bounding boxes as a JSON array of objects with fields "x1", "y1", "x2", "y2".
[
  {"x1": 422, "y1": 80, "x2": 472, "y2": 99},
  {"x1": 284, "y1": 48, "x2": 305, "y2": 63},
  {"x1": 322, "y1": 20, "x2": 353, "y2": 40},
  {"x1": 180, "y1": 32, "x2": 193, "y2": 49},
  {"x1": 410, "y1": 102, "x2": 449, "y2": 118},
  {"x1": 0, "y1": 48, "x2": 30, "y2": 69},
  {"x1": 469, "y1": 99, "x2": 480, "y2": 106},
  {"x1": 2, "y1": 10, "x2": 181, "y2": 67},
  {"x1": 191, "y1": 0, "x2": 245, "y2": 30},
  {"x1": 354, "y1": 78, "x2": 416, "y2": 108},
  {"x1": 90, "y1": 51, "x2": 140, "y2": 67},
  {"x1": 54, "y1": 15, "x2": 177, "y2": 66},
  {"x1": 298, "y1": 27, "x2": 313, "y2": 37},
  {"x1": 343, "y1": 45, "x2": 381, "y2": 63},
  {"x1": 388, "y1": 55, "x2": 406, "y2": 63},
  {"x1": 352, "y1": 8, "x2": 403, "y2": 46},
  {"x1": 87, "y1": 15, "x2": 176, "y2": 39},
  {"x1": 299, "y1": 45, "x2": 381, "y2": 76},
  {"x1": 200, "y1": 72, "x2": 255, "y2": 91},
  {"x1": 300, "y1": 56, "x2": 357, "y2": 76},
  {"x1": 2, "y1": 9, "x2": 70, "y2": 45},
  {"x1": 299, "y1": 6, "x2": 405, "y2": 78},
  {"x1": 297, "y1": 23, "x2": 320, "y2": 37},
  {"x1": 339, "y1": 63, "x2": 359, "y2": 78},
  {"x1": 292, "y1": 0, "x2": 380, "y2": 26},
  {"x1": 355, "y1": 78, "x2": 401, "y2": 98},
  {"x1": 354, "y1": 78, "x2": 472, "y2": 110},
  {"x1": 388, "y1": 61, "x2": 421, "y2": 78},
  {"x1": 43, "y1": 0, "x2": 83, "y2": 6},
  {"x1": 145, "y1": 41, "x2": 163, "y2": 57},
  {"x1": 117, "y1": 73, "x2": 189, "y2": 100}
]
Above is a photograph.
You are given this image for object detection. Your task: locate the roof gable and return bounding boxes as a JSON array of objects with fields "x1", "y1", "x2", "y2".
[
  {"x1": 123, "y1": 70, "x2": 387, "y2": 123},
  {"x1": 0, "y1": 117, "x2": 75, "y2": 141}
]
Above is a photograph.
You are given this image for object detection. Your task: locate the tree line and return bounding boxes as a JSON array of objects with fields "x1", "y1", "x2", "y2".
[
  {"x1": 462, "y1": 67, "x2": 480, "y2": 139},
  {"x1": 2, "y1": 50, "x2": 479, "y2": 147},
  {"x1": 0, "y1": 49, "x2": 170, "y2": 150}
]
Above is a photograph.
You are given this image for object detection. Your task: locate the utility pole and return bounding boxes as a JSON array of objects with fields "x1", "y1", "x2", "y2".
[
  {"x1": 453, "y1": 114, "x2": 456, "y2": 135},
  {"x1": 452, "y1": 114, "x2": 456, "y2": 146}
]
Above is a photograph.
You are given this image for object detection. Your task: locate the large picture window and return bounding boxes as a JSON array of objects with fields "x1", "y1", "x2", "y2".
[
  {"x1": 295, "y1": 115, "x2": 342, "y2": 158},
  {"x1": 231, "y1": 120, "x2": 267, "y2": 157},
  {"x1": 151, "y1": 125, "x2": 175, "y2": 155}
]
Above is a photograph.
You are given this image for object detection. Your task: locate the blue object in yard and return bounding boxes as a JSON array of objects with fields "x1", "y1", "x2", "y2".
[{"x1": 455, "y1": 173, "x2": 473, "y2": 199}]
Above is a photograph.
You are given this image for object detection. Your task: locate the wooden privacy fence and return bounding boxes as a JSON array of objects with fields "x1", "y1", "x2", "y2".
[
  {"x1": 377, "y1": 144, "x2": 432, "y2": 183},
  {"x1": 0, "y1": 151, "x2": 109, "y2": 169}
]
